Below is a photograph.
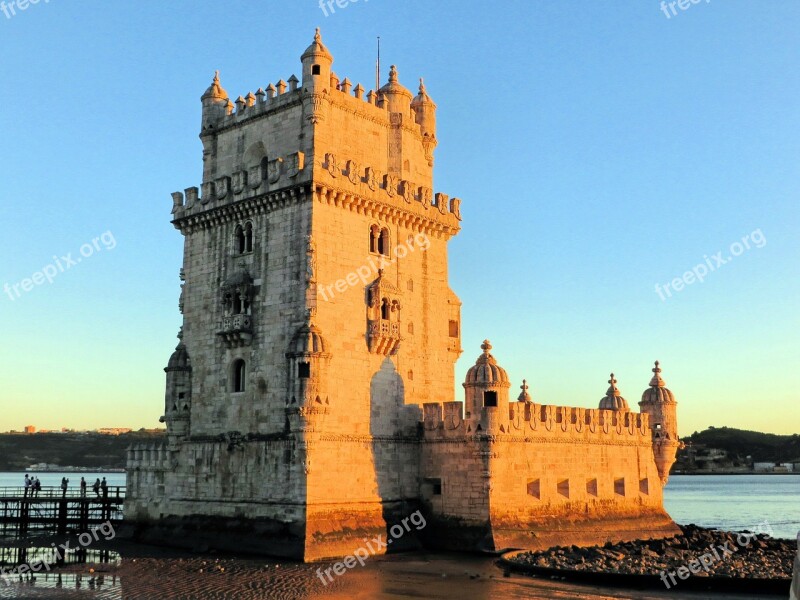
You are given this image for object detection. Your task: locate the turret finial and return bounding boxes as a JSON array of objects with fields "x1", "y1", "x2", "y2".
[
  {"x1": 213, "y1": 70, "x2": 220, "y2": 83},
  {"x1": 649, "y1": 360, "x2": 666, "y2": 387},
  {"x1": 517, "y1": 379, "x2": 532, "y2": 403},
  {"x1": 314, "y1": 27, "x2": 321, "y2": 42},
  {"x1": 481, "y1": 339, "x2": 492, "y2": 354},
  {"x1": 419, "y1": 78, "x2": 426, "y2": 93},
  {"x1": 389, "y1": 65, "x2": 398, "y2": 83}
]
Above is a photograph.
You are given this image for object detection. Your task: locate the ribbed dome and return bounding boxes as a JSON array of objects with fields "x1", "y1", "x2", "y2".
[
  {"x1": 201, "y1": 71, "x2": 229, "y2": 101},
  {"x1": 301, "y1": 28, "x2": 333, "y2": 62},
  {"x1": 411, "y1": 78, "x2": 435, "y2": 107},
  {"x1": 599, "y1": 373, "x2": 629, "y2": 411},
  {"x1": 289, "y1": 323, "x2": 328, "y2": 356},
  {"x1": 166, "y1": 342, "x2": 190, "y2": 370},
  {"x1": 379, "y1": 65, "x2": 413, "y2": 99},
  {"x1": 640, "y1": 361, "x2": 676, "y2": 404},
  {"x1": 464, "y1": 340, "x2": 510, "y2": 387}
]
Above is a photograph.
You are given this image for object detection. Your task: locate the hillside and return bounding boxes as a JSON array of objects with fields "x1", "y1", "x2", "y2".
[
  {"x1": 0, "y1": 431, "x2": 166, "y2": 470},
  {"x1": 679, "y1": 426, "x2": 800, "y2": 464}
]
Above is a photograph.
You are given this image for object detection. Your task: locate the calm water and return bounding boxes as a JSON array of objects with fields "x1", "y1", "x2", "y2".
[{"x1": 663, "y1": 474, "x2": 800, "y2": 539}]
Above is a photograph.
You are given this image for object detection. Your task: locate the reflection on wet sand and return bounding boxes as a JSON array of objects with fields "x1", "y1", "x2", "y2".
[{"x1": 0, "y1": 549, "x2": 772, "y2": 600}]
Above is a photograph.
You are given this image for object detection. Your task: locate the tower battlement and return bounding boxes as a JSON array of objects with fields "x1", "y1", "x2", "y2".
[{"x1": 422, "y1": 401, "x2": 651, "y2": 441}]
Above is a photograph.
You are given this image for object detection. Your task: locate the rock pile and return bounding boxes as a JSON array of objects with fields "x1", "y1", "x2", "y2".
[{"x1": 509, "y1": 525, "x2": 794, "y2": 580}]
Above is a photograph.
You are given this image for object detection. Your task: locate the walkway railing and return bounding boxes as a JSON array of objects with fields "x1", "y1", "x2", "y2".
[
  {"x1": 0, "y1": 486, "x2": 125, "y2": 500},
  {"x1": 0, "y1": 487, "x2": 126, "y2": 537}
]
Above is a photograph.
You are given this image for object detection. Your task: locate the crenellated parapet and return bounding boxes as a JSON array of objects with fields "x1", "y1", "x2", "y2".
[{"x1": 423, "y1": 400, "x2": 652, "y2": 444}]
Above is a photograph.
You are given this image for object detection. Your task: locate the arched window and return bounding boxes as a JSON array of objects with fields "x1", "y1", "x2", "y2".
[
  {"x1": 235, "y1": 225, "x2": 245, "y2": 254},
  {"x1": 381, "y1": 298, "x2": 391, "y2": 320},
  {"x1": 378, "y1": 227, "x2": 390, "y2": 256},
  {"x1": 232, "y1": 359, "x2": 246, "y2": 393},
  {"x1": 244, "y1": 222, "x2": 253, "y2": 253}
]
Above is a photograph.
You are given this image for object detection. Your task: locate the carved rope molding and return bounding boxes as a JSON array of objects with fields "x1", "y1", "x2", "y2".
[
  {"x1": 314, "y1": 184, "x2": 460, "y2": 239},
  {"x1": 173, "y1": 186, "x2": 310, "y2": 235}
]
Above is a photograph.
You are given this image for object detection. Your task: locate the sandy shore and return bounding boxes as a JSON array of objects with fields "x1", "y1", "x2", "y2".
[{"x1": 0, "y1": 537, "x2": 783, "y2": 600}]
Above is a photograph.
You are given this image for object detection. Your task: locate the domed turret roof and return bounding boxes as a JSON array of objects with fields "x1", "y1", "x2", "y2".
[
  {"x1": 411, "y1": 78, "x2": 435, "y2": 107},
  {"x1": 288, "y1": 322, "x2": 329, "y2": 356},
  {"x1": 379, "y1": 65, "x2": 413, "y2": 99},
  {"x1": 167, "y1": 343, "x2": 190, "y2": 369},
  {"x1": 640, "y1": 361, "x2": 676, "y2": 405},
  {"x1": 301, "y1": 28, "x2": 333, "y2": 63},
  {"x1": 464, "y1": 340, "x2": 510, "y2": 387},
  {"x1": 599, "y1": 373, "x2": 630, "y2": 411},
  {"x1": 201, "y1": 71, "x2": 229, "y2": 102}
]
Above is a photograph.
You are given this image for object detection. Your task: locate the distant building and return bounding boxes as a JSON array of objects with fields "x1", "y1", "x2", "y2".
[
  {"x1": 24, "y1": 425, "x2": 36, "y2": 434},
  {"x1": 754, "y1": 462, "x2": 794, "y2": 473},
  {"x1": 96, "y1": 428, "x2": 132, "y2": 436}
]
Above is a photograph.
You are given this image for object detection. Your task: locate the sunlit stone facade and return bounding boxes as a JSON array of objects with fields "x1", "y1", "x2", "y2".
[{"x1": 126, "y1": 30, "x2": 681, "y2": 560}]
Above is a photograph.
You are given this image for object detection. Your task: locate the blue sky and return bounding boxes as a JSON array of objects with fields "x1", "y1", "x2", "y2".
[{"x1": 0, "y1": 1, "x2": 797, "y2": 435}]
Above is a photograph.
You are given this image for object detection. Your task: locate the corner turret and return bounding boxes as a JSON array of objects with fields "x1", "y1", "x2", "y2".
[
  {"x1": 161, "y1": 330, "x2": 192, "y2": 443},
  {"x1": 301, "y1": 28, "x2": 333, "y2": 94},
  {"x1": 639, "y1": 361, "x2": 681, "y2": 484},
  {"x1": 411, "y1": 78, "x2": 438, "y2": 165},
  {"x1": 200, "y1": 71, "x2": 232, "y2": 133},
  {"x1": 463, "y1": 340, "x2": 510, "y2": 431}
]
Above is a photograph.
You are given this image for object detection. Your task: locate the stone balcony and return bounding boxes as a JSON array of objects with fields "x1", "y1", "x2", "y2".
[
  {"x1": 367, "y1": 319, "x2": 401, "y2": 355},
  {"x1": 218, "y1": 313, "x2": 253, "y2": 348}
]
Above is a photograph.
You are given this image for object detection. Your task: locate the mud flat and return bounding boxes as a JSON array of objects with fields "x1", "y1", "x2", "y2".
[
  {"x1": 502, "y1": 524, "x2": 793, "y2": 596},
  {"x1": 0, "y1": 537, "x2": 788, "y2": 600}
]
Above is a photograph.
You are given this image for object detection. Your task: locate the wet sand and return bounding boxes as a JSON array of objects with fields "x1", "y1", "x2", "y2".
[{"x1": 0, "y1": 541, "x2": 777, "y2": 600}]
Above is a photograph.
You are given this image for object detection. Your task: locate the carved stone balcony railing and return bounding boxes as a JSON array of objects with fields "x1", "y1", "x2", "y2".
[
  {"x1": 367, "y1": 319, "x2": 401, "y2": 355},
  {"x1": 218, "y1": 313, "x2": 253, "y2": 348}
]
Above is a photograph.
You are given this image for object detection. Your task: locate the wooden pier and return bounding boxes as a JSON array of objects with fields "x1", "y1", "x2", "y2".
[{"x1": 0, "y1": 486, "x2": 125, "y2": 537}]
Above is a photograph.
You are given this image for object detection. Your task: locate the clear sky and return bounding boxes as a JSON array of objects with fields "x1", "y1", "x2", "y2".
[{"x1": 0, "y1": 1, "x2": 797, "y2": 436}]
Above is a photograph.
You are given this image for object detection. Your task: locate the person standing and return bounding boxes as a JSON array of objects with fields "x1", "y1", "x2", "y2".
[
  {"x1": 24, "y1": 474, "x2": 30, "y2": 498},
  {"x1": 80, "y1": 477, "x2": 87, "y2": 498},
  {"x1": 101, "y1": 477, "x2": 108, "y2": 498},
  {"x1": 34, "y1": 478, "x2": 41, "y2": 497},
  {"x1": 61, "y1": 477, "x2": 69, "y2": 497},
  {"x1": 92, "y1": 478, "x2": 101, "y2": 497}
]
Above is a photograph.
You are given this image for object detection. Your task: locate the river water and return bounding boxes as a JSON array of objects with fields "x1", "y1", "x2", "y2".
[{"x1": 0, "y1": 473, "x2": 796, "y2": 599}]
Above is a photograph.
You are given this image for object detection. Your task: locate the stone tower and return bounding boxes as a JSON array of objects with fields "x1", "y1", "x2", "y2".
[
  {"x1": 128, "y1": 30, "x2": 682, "y2": 560},
  {"x1": 127, "y1": 29, "x2": 463, "y2": 561},
  {"x1": 639, "y1": 361, "x2": 681, "y2": 484}
]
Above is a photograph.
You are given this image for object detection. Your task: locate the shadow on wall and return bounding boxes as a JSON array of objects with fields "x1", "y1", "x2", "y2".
[{"x1": 370, "y1": 357, "x2": 422, "y2": 552}]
